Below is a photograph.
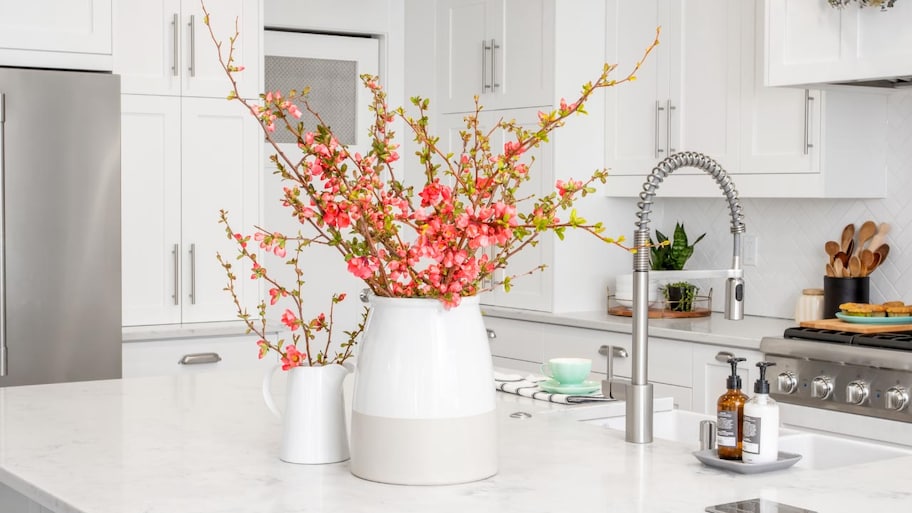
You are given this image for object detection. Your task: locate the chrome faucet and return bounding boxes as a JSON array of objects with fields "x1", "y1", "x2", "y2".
[{"x1": 623, "y1": 152, "x2": 746, "y2": 444}]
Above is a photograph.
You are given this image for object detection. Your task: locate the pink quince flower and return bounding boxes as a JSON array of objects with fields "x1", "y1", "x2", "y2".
[
  {"x1": 281, "y1": 345, "x2": 305, "y2": 371},
  {"x1": 281, "y1": 309, "x2": 299, "y2": 331}
]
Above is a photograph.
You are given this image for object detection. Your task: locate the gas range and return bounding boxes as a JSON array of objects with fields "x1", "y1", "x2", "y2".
[{"x1": 760, "y1": 327, "x2": 912, "y2": 424}]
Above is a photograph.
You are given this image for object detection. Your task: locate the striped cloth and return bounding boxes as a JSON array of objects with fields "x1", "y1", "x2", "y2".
[{"x1": 493, "y1": 372, "x2": 615, "y2": 404}]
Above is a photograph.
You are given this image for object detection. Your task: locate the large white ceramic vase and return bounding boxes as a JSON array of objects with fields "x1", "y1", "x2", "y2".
[{"x1": 350, "y1": 295, "x2": 498, "y2": 485}]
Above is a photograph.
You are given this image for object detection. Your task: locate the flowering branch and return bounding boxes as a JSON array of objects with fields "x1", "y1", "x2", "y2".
[
  {"x1": 217, "y1": 210, "x2": 366, "y2": 368},
  {"x1": 204, "y1": 5, "x2": 660, "y2": 307}
]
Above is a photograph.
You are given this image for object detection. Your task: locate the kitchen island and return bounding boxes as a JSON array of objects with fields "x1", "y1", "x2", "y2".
[{"x1": 1, "y1": 370, "x2": 909, "y2": 513}]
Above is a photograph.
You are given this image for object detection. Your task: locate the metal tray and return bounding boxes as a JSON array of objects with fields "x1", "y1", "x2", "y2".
[{"x1": 693, "y1": 449, "x2": 801, "y2": 474}]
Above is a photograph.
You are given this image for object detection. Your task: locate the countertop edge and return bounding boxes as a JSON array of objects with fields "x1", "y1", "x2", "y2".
[{"x1": 480, "y1": 307, "x2": 796, "y2": 351}]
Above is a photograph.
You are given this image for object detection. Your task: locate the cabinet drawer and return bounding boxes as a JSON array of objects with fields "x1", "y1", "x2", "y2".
[
  {"x1": 123, "y1": 334, "x2": 277, "y2": 378},
  {"x1": 484, "y1": 316, "x2": 545, "y2": 363}
]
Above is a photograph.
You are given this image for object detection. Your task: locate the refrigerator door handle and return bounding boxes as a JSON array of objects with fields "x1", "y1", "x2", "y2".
[
  {"x1": 0, "y1": 92, "x2": 6, "y2": 376},
  {"x1": 189, "y1": 243, "x2": 196, "y2": 305}
]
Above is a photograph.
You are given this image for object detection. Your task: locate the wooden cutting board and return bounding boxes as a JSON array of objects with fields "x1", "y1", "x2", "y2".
[{"x1": 799, "y1": 318, "x2": 912, "y2": 333}]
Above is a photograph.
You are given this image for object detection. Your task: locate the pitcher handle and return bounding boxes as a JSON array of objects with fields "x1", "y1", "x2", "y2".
[{"x1": 262, "y1": 365, "x2": 283, "y2": 419}]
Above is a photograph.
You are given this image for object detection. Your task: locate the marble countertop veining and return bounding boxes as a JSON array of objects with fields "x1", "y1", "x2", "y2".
[
  {"x1": 0, "y1": 370, "x2": 910, "y2": 513},
  {"x1": 481, "y1": 307, "x2": 796, "y2": 350}
]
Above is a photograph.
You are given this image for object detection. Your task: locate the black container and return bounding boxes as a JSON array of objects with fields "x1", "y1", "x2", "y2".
[{"x1": 823, "y1": 276, "x2": 870, "y2": 319}]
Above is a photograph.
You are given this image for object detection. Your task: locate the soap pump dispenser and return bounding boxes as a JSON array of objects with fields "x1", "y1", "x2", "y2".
[
  {"x1": 742, "y1": 362, "x2": 779, "y2": 464},
  {"x1": 716, "y1": 357, "x2": 748, "y2": 460}
]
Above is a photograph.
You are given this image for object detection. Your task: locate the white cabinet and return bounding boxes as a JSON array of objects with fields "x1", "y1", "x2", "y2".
[
  {"x1": 435, "y1": 0, "x2": 554, "y2": 113},
  {"x1": 604, "y1": 0, "x2": 740, "y2": 180},
  {"x1": 766, "y1": 0, "x2": 912, "y2": 87},
  {"x1": 121, "y1": 94, "x2": 261, "y2": 326},
  {"x1": 604, "y1": 0, "x2": 888, "y2": 199},
  {"x1": 122, "y1": 333, "x2": 277, "y2": 378},
  {"x1": 0, "y1": 0, "x2": 112, "y2": 70},
  {"x1": 691, "y1": 343, "x2": 764, "y2": 415},
  {"x1": 113, "y1": 0, "x2": 261, "y2": 98},
  {"x1": 440, "y1": 108, "x2": 555, "y2": 311}
]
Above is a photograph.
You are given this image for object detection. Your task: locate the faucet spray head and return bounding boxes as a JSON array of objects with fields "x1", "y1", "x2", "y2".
[{"x1": 725, "y1": 277, "x2": 744, "y2": 320}]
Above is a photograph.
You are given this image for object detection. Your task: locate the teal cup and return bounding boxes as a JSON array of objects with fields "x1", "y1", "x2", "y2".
[{"x1": 540, "y1": 357, "x2": 591, "y2": 385}]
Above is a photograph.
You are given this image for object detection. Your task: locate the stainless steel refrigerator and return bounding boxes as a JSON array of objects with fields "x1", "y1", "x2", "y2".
[{"x1": 0, "y1": 67, "x2": 122, "y2": 387}]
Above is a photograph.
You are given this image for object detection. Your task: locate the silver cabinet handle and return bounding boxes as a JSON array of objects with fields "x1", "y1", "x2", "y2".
[
  {"x1": 189, "y1": 243, "x2": 196, "y2": 305},
  {"x1": 481, "y1": 40, "x2": 488, "y2": 92},
  {"x1": 188, "y1": 15, "x2": 196, "y2": 77},
  {"x1": 178, "y1": 352, "x2": 222, "y2": 365},
  {"x1": 666, "y1": 99, "x2": 676, "y2": 153},
  {"x1": 171, "y1": 13, "x2": 179, "y2": 76},
  {"x1": 803, "y1": 89, "x2": 814, "y2": 155},
  {"x1": 172, "y1": 243, "x2": 180, "y2": 305},
  {"x1": 0, "y1": 93, "x2": 6, "y2": 377},
  {"x1": 599, "y1": 345, "x2": 629, "y2": 380},
  {"x1": 714, "y1": 351, "x2": 735, "y2": 363},
  {"x1": 654, "y1": 100, "x2": 664, "y2": 158},
  {"x1": 486, "y1": 329, "x2": 496, "y2": 341},
  {"x1": 490, "y1": 38, "x2": 500, "y2": 91}
]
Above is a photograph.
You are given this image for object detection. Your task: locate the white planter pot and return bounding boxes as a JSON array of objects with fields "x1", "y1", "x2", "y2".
[
  {"x1": 350, "y1": 295, "x2": 498, "y2": 485},
  {"x1": 262, "y1": 362, "x2": 353, "y2": 464}
]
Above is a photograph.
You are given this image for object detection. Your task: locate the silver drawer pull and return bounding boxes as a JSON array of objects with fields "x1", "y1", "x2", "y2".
[
  {"x1": 486, "y1": 329, "x2": 496, "y2": 341},
  {"x1": 178, "y1": 352, "x2": 222, "y2": 365}
]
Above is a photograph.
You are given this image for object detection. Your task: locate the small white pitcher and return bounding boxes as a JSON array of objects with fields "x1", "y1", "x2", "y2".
[{"x1": 262, "y1": 362, "x2": 353, "y2": 464}]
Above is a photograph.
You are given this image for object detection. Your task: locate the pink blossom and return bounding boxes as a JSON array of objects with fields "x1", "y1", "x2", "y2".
[
  {"x1": 281, "y1": 345, "x2": 305, "y2": 371},
  {"x1": 281, "y1": 309, "x2": 299, "y2": 331}
]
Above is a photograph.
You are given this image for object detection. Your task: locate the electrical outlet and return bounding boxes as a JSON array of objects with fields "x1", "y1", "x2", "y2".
[{"x1": 743, "y1": 234, "x2": 758, "y2": 266}]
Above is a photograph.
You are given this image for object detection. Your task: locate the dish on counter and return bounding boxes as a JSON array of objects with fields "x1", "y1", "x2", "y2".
[
  {"x1": 835, "y1": 312, "x2": 912, "y2": 324},
  {"x1": 537, "y1": 379, "x2": 601, "y2": 395},
  {"x1": 692, "y1": 449, "x2": 801, "y2": 474}
]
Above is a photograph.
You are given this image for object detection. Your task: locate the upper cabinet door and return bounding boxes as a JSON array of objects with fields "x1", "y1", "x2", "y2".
[
  {"x1": 0, "y1": 0, "x2": 112, "y2": 70},
  {"x1": 0, "y1": 0, "x2": 111, "y2": 54},
  {"x1": 436, "y1": 0, "x2": 553, "y2": 114},
  {"x1": 766, "y1": 0, "x2": 912, "y2": 86},
  {"x1": 436, "y1": 0, "x2": 488, "y2": 114},
  {"x1": 113, "y1": 0, "x2": 261, "y2": 98},
  {"x1": 182, "y1": 0, "x2": 261, "y2": 99},
  {"x1": 113, "y1": 0, "x2": 183, "y2": 96}
]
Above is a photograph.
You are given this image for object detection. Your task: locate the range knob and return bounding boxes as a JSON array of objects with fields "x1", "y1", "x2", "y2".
[
  {"x1": 845, "y1": 380, "x2": 869, "y2": 405},
  {"x1": 885, "y1": 386, "x2": 909, "y2": 411},
  {"x1": 811, "y1": 376, "x2": 834, "y2": 400},
  {"x1": 777, "y1": 371, "x2": 798, "y2": 394}
]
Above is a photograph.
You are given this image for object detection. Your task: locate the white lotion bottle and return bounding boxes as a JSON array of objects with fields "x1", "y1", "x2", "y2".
[{"x1": 742, "y1": 362, "x2": 779, "y2": 464}]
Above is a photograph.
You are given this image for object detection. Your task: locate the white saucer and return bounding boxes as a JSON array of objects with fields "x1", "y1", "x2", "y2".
[{"x1": 538, "y1": 379, "x2": 600, "y2": 395}]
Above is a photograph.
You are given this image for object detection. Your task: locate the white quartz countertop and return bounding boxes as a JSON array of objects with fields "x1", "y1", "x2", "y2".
[
  {"x1": 482, "y1": 307, "x2": 795, "y2": 350},
  {"x1": 1, "y1": 370, "x2": 910, "y2": 513}
]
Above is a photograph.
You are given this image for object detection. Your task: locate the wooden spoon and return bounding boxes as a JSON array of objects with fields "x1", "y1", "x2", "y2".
[
  {"x1": 860, "y1": 249, "x2": 875, "y2": 276},
  {"x1": 868, "y1": 222, "x2": 891, "y2": 252},
  {"x1": 840, "y1": 223, "x2": 855, "y2": 253},
  {"x1": 855, "y1": 220, "x2": 877, "y2": 256},
  {"x1": 825, "y1": 240, "x2": 840, "y2": 265},
  {"x1": 875, "y1": 244, "x2": 890, "y2": 267},
  {"x1": 848, "y1": 255, "x2": 862, "y2": 277},
  {"x1": 834, "y1": 258, "x2": 846, "y2": 278},
  {"x1": 826, "y1": 263, "x2": 836, "y2": 277},
  {"x1": 834, "y1": 251, "x2": 849, "y2": 268}
]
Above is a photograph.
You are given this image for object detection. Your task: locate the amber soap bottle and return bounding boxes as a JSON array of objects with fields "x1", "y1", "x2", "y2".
[{"x1": 716, "y1": 357, "x2": 748, "y2": 460}]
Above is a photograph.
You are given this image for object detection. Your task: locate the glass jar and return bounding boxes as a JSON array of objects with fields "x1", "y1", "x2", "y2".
[{"x1": 795, "y1": 288, "x2": 825, "y2": 323}]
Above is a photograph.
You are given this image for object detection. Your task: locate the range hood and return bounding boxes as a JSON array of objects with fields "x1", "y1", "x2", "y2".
[{"x1": 831, "y1": 76, "x2": 912, "y2": 89}]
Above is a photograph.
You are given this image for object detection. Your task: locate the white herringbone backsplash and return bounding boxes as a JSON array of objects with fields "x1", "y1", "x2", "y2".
[{"x1": 654, "y1": 89, "x2": 912, "y2": 320}]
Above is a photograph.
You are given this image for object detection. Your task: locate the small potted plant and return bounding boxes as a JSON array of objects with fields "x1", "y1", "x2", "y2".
[{"x1": 650, "y1": 223, "x2": 705, "y2": 312}]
